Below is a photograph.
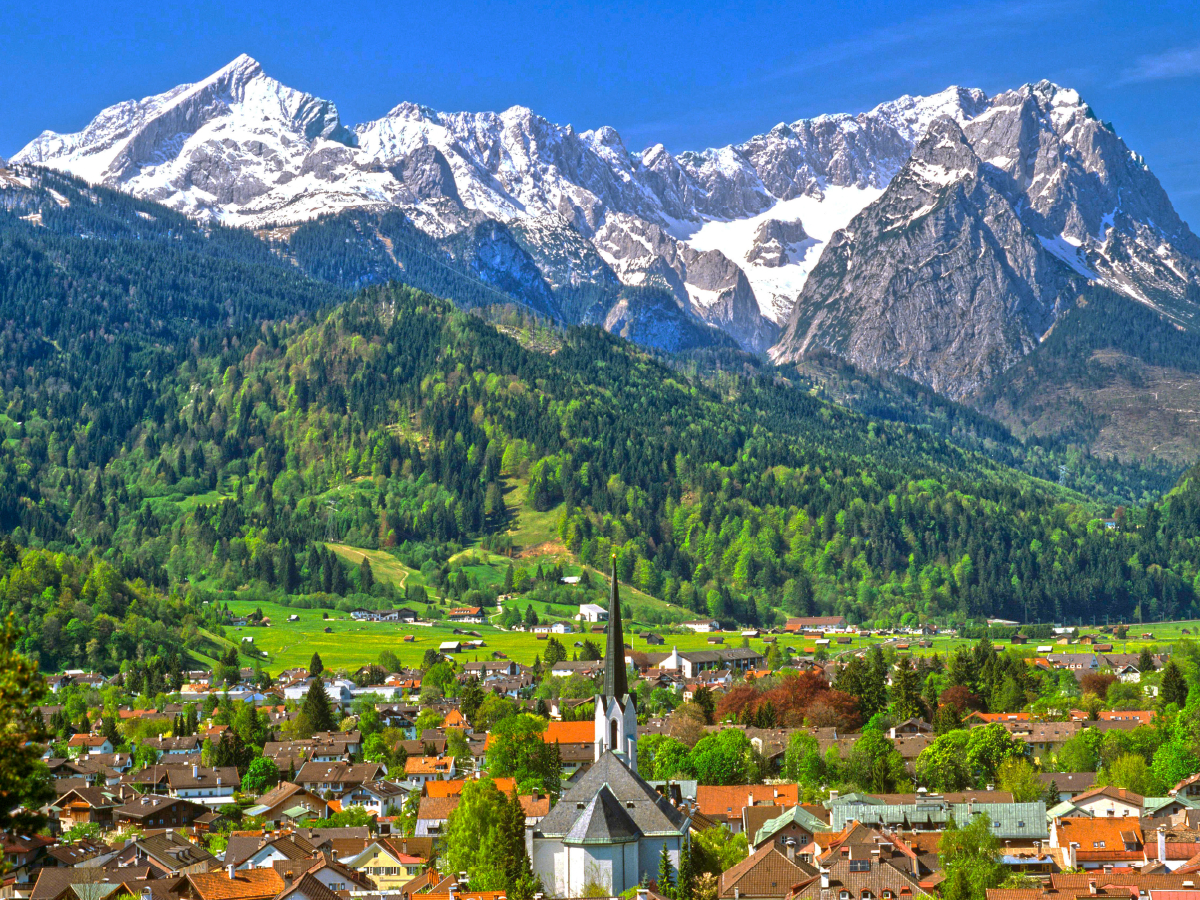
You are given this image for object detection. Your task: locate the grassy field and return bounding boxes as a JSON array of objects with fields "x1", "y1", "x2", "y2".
[
  {"x1": 213, "y1": 469, "x2": 1200, "y2": 674},
  {"x1": 215, "y1": 593, "x2": 1200, "y2": 674}
]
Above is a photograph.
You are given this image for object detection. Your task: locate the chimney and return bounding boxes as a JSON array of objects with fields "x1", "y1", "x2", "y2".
[
  {"x1": 967, "y1": 798, "x2": 974, "y2": 815},
  {"x1": 819, "y1": 867, "x2": 830, "y2": 890},
  {"x1": 829, "y1": 790, "x2": 839, "y2": 802},
  {"x1": 227, "y1": 863, "x2": 236, "y2": 880},
  {"x1": 637, "y1": 889, "x2": 649, "y2": 900},
  {"x1": 193, "y1": 765, "x2": 199, "y2": 778},
  {"x1": 986, "y1": 783, "x2": 994, "y2": 792},
  {"x1": 1088, "y1": 879, "x2": 1097, "y2": 895},
  {"x1": 283, "y1": 873, "x2": 293, "y2": 889},
  {"x1": 785, "y1": 838, "x2": 796, "y2": 862},
  {"x1": 1159, "y1": 825, "x2": 1167, "y2": 863},
  {"x1": 748, "y1": 791, "x2": 754, "y2": 806},
  {"x1": 734, "y1": 890, "x2": 739, "y2": 900}
]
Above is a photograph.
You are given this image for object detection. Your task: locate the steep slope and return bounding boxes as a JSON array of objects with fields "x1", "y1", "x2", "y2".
[
  {"x1": 773, "y1": 118, "x2": 1078, "y2": 398},
  {"x1": 772, "y1": 82, "x2": 1200, "y2": 417}
]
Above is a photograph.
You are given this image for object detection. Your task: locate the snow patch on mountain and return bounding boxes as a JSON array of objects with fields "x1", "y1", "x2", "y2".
[{"x1": 670, "y1": 185, "x2": 885, "y2": 323}]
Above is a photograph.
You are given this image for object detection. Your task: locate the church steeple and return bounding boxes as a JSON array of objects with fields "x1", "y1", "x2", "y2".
[
  {"x1": 595, "y1": 552, "x2": 637, "y2": 770},
  {"x1": 603, "y1": 552, "x2": 628, "y2": 700}
]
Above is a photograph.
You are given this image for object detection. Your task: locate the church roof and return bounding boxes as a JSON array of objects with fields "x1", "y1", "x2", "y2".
[
  {"x1": 536, "y1": 752, "x2": 687, "y2": 839},
  {"x1": 563, "y1": 785, "x2": 640, "y2": 844}
]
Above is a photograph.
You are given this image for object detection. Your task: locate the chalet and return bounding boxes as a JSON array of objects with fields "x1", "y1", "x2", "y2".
[
  {"x1": 1070, "y1": 785, "x2": 1144, "y2": 818},
  {"x1": 51, "y1": 787, "x2": 120, "y2": 829},
  {"x1": 119, "y1": 764, "x2": 239, "y2": 807},
  {"x1": 340, "y1": 779, "x2": 410, "y2": 815},
  {"x1": 682, "y1": 620, "x2": 721, "y2": 633},
  {"x1": 447, "y1": 606, "x2": 484, "y2": 624},
  {"x1": 113, "y1": 794, "x2": 208, "y2": 829},
  {"x1": 106, "y1": 831, "x2": 216, "y2": 875},
  {"x1": 415, "y1": 796, "x2": 458, "y2": 836},
  {"x1": 346, "y1": 838, "x2": 430, "y2": 890},
  {"x1": 404, "y1": 756, "x2": 455, "y2": 785},
  {"x1": 244, "y1": 781, "x2": 330, "y2": 822},
  {"x1": 719, "y1": 844, "x2": 816, "y2": 900},
  {"x1": 439, "y1": 641, "x2": 463, "y2": 654},
  {"x1": 66, "y1": 734, "x2": 113, "y2": 758},
  {"x1": 784, "y1": 616, "x2": 848, "y2": 633},
  {"x1": 655, "y1": 646, "x2": 765, "y2": 679},
  {"x1": 296, "y1": 761, "x2": 386, "y2": 795}
]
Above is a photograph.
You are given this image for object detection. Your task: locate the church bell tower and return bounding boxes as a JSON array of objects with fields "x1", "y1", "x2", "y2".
[{"x1": 595, "y1": 553, "x2": 637, "y2": 771}]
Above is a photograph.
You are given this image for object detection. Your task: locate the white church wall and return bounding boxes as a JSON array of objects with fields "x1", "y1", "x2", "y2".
[{"x1": 637, "y1": 836, "x2": 681, "y2": 885}]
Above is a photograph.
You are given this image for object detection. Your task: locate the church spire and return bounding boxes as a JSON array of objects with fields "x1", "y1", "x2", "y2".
[{"x1": 603, "y1": 552, "x2": 628, "y2": 699}]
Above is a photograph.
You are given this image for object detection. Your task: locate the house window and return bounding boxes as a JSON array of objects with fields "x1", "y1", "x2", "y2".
[{"x1": 1093, "y1": 841, "x2": 1105, "y2": 848}]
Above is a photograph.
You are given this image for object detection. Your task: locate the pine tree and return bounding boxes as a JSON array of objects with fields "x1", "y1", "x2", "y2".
[
  {"x1": 359, "y1": 558, "x2": 374, "y2": 592},
  {"x1": 299, "y1": 676, "x2": 335, "y2": 736},
  {"x1": 309, "y1": 652, "x2": 324, "y2": 677},
  {"x1": 1138, "y1": 646, "x2": 1156, "y2": 673},
  {"x1": 658, "y1": 841, "x2": 676, "y2": 898},
  {"x1": 100, "y1": 715, "x2": 120, "y2": 746},
  {"x1": 460, "y1": 677, "x2": 484, "y2": 725},
  {"x1": 498, "y1": 789, "x2": 537, "y2": 899},
  {"x1": 1161, "y1": 660, "x2": 1189, "y2": 707},
  {"x1": 676, "y1": 839, "x2": 695, "y2": 900},
  {"x1": 891, "y1": 656, "x2": 924, "y2": 721},
  {"x1": 1043, "y1": 779, "x2": 1060, "y2": 806}
]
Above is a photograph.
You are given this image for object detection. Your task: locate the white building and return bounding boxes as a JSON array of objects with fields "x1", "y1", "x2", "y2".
[
  {"x1": 681, "y1": 620, "x2": 720, "y2": 633},
  {"x1": 578, "y1": 603, "x2": 608, "y2": 623}
]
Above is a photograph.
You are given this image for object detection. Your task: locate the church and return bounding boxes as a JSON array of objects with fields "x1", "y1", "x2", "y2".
[{"x1": 530, "y1": 556, "x2": 690, "y2": 896}]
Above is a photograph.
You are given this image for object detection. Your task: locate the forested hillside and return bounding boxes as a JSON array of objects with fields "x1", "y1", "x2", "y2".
[
  {"x1": 7, "y1": 168, "x2": 1200, "y2": 673},
  {"x1": 7, "y1": 271, "x2": 1200, "y2": 655}
]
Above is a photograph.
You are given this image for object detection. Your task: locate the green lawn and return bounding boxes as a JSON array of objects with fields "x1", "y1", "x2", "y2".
[{"x1": 325, "y1": 543, "x2": 421, "y2": 592}]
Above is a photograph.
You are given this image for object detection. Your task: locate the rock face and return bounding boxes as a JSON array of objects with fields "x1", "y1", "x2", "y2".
[
  {"x1": 746, "y1": 219, "x2": 808, "y2": 267},
  {"x1": 771, "y1": 83, "x2": 1200, "y2": 398},
  {"x1": 14, "y1": 60, "x2": 1200, "y2": 369},
  {"x1": 774, "y1": 118, "x2": 1077, "y2": 398}
]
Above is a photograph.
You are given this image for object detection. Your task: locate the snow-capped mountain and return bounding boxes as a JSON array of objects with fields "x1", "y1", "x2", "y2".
[
  {"x1": 770, "y1": 81, "x2": 1200, "y2": 397},
  {"x1": 14, "y1": 58, "x2": 1200, "y2": 376}
]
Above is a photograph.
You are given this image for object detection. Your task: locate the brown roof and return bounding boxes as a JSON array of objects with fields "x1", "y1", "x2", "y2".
[
  {"x1": 272, "y1": 857, "x2": 374, "y2": 890},
  {"x1": 789, "y1": 856, "x2": 929, "y2": 899},
  {"x1": 187, "y1": 869, "x2": 284, "y2": 900},
  {"x1": 1072, "y1": 784, "x2": 1145, "y2": 806},
  {"x1": 417, "y1": 797, "x2": 460, "y2": 821},
  {"x1": 248, "y1": 782, "x2": 305, "y2": 809},
  {"x1": 276, "y1": 872, "x2": 343, "y2": 900},
  {"x1": 376, "y1": 837, "x2": 436, "y2": 862},
  {"x1": 720, "y1": 845, "x2": 815, "y2": 898},
  {"x1": 518, "y1": 795, "x2": 551, "y2": 818}
]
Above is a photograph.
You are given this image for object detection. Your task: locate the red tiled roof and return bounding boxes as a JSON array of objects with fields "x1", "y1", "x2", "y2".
[{"x1": 697, "y1": 785, "x2": 799, "y2": 819}]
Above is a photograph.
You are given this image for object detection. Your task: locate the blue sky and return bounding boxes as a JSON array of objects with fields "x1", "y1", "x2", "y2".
[{"x1": 5, "y1": 0, "x2": 1200, "y2": 222}]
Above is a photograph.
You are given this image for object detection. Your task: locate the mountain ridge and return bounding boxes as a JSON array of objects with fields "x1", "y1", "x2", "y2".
[{"x1": 12, "y1": 57, "x2": 1200, "y2": 445}]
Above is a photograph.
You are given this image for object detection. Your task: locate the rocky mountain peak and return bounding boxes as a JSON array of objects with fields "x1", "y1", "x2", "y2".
[{"x1": 14, "y1": 59, "x2": 1200, "y2": 366}]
